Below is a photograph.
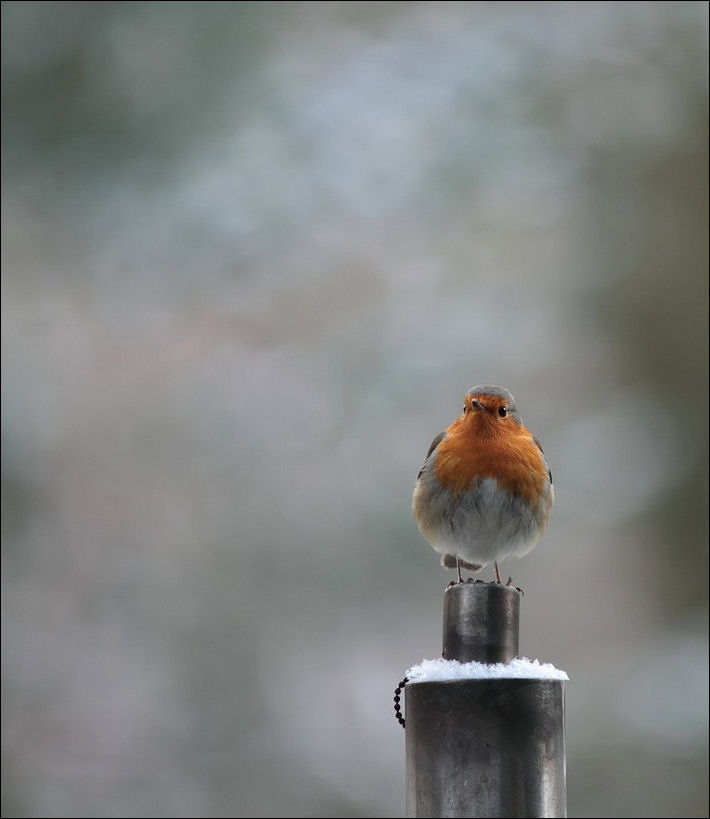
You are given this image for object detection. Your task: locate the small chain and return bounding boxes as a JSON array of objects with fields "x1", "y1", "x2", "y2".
[{"x1": 393, "y1": 676, "x2": 408, "y2": 728}]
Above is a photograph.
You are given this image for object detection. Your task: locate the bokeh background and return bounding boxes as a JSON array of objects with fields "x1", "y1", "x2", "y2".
[{"x1": 2, "y1": 2, "x2": 708, "y2": 817}]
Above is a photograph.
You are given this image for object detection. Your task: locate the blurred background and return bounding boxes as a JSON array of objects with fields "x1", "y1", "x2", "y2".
[{"x1": 2, "y1": 2, "x2": 708, "y2": 817}]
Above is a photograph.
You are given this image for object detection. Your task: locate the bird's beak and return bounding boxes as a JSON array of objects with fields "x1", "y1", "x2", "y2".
[{"x1": 471, "y1": 399, "x2": 485, "y2": 412}]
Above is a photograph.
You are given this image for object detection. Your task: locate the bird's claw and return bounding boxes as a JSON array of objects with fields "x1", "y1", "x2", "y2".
[{"x1": 505, "y1": 576, "x2": 524, "y2": 594}]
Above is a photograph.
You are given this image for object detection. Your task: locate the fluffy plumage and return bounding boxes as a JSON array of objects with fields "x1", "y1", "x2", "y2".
[{"x1": 412, "y1": 385, "x2": 554, "y2": 580}]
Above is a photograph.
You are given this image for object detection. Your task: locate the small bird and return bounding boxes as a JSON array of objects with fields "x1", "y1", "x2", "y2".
[{"x1": 412, "y1": 385, "x2": 554, "y2": 585}]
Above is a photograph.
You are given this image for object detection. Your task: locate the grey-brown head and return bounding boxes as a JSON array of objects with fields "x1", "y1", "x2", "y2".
[{"x1": 463, "y1": 385, "x2": 523, "y2": 425}]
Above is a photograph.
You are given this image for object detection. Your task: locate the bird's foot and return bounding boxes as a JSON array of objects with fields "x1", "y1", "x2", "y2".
[{"x1": 505, "y1": 576, "x2": 524, "y2": 595}]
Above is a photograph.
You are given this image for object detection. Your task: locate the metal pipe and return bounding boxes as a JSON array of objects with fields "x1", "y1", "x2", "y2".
[
  {"x1": 405, "y1": 583, "x2": 567, "y2": 818},
  {"x1": 442, "y1": 581, "x2": 520, "y2": 663}
]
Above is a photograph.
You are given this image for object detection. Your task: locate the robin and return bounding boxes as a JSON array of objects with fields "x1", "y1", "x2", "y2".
[{"x1": 412, "y1": 385, "x2": 554, "y2": 585}]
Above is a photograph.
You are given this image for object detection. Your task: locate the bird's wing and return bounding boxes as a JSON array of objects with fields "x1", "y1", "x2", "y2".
[
  {"x1": 533, "y1": 435, "x2": 552, "y2": 483},
  {"x1": 417, "y1": 431, "x2": 446, "y2": 480}
]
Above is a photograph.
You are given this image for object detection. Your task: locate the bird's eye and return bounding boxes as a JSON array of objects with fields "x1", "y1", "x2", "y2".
[{"x1": 498, "y1": 406, "x2": 508, "y2": 418}]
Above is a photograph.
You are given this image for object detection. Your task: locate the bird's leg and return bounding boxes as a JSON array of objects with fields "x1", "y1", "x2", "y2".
[
  {"x1": 457, "y1": 556, "x2": 463, "y2": 584},
  {"x1": 494, "y1": 561, "x2": 502, "y2": 584}
]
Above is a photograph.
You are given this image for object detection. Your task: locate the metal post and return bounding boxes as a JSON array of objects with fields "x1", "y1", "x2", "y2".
[
  {"x1": 405, "y1": 583, "x2": 567, "y2": 818},
  {"x1": 442, "y1": 581, "x2": 520, "y2": 663}
]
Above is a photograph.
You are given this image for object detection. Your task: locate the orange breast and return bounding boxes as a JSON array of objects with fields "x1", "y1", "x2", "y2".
[{"x1": 433, "y1": 417, "x2": 547, "y2": 506}]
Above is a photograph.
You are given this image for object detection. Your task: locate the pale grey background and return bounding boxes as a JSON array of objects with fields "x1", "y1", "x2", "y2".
[{"x1": 2, "y1": 2, "x2": 708, "y2": 817}]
